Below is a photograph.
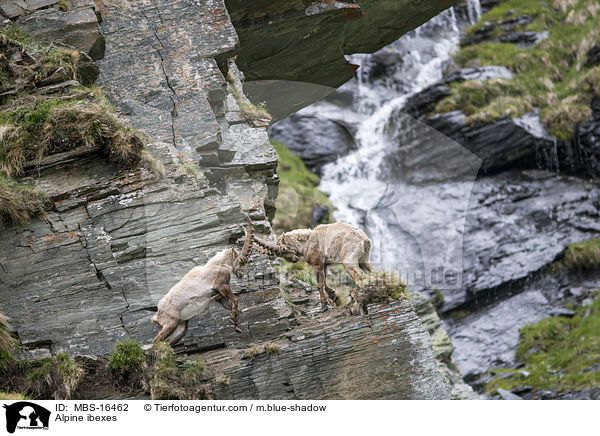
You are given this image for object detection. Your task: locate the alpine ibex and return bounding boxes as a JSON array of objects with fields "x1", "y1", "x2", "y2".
[
  {"x1": 254, "y1": 222, "x2": 373, "y2": 310},
  {"x1": 151, "y1": 216, "x2": 254, "y2": 345}
]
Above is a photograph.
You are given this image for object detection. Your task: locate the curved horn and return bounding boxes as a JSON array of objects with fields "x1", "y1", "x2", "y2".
[
  {"x1": 240, "y1": 214, "x2": 254, "y2": 257},
  {"x1": 253, "y1": 234, "x2": 281, "y2": 256}
]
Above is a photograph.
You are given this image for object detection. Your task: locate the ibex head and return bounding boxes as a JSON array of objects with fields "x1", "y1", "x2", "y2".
[
  {"x1": 232, "y1": 214, "x2": 254, "y2": 277},
  {"x1": 254, "y1": 229, "x2": 313, "y2": 263}
]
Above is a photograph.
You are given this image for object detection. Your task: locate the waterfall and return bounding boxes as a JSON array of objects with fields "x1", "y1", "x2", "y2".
[{"x1": 301, "y1": 1, "x2": 483, "y2": 291}]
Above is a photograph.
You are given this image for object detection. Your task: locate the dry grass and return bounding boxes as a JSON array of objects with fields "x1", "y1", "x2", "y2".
[
  {"x1": 0, "y1": 176, "x2": 48, "y2": 227},
  {"x1": 25, "y1": 353, "x2": 83, "y2": 400},
  {"x1": 0, "y1": 312, "x2": 16, "y2": 355},
  {"x1": 0, "y1": 391, "x2": 28, "y2": 400},
  {"x1": 563, "y1": 238, "x2": 600, "y2": 272},
  {"x1": 350, "y1": 270, "x2": 408, "y2": 315},
  {"x1": 148, "y1": 342, "x2": 213, "y2": 400}
]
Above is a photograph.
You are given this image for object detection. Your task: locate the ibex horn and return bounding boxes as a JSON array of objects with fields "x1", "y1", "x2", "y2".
[
  {"x1": 240, "y1": 213, "x2": 254, "y2": 258},
  {"x1": 253, "y1": 234, "x2": 281, "y2": 256}
]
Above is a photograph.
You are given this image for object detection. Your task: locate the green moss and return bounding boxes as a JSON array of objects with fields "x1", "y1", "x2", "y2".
[
  {"x1": 486, "y1": 292, "x2": 600, "y2": 394},
  {"x1": 0, "y1": 26, "x2": 45, "y2": 54},
  {"x1": 438, "y1": 0, "x2": 600, "y2": 139},
  {"x1": 271, "y1": 140, "x2": 333, "y2": 233},
  {"x1": 107, "y1": 340, "x2": 145, "y2": 373}
]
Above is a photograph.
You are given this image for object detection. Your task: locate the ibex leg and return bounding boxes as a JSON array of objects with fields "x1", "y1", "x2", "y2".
[
  {"x1": 153, "y1": 318, "x2": 178, "y2": 344},
  {"x1": 215, "y1": 284, "x2": 242, "y2": 333},
  {"x1": 164, "y1": 320, "x2": 188, "y2": 345}
]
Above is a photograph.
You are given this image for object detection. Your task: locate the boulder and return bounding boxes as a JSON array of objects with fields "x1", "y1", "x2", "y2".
[
  {"x1": 17, "y1": 7, "x2": 105, "y2": 60},
  {"x1": 269, "y1": 113, "x2": 356, "y2": 174}
]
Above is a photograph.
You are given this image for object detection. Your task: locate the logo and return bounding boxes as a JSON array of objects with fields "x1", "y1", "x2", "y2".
[{"x1": 2, "y1": 402, "x2": 50, "y2": 433}]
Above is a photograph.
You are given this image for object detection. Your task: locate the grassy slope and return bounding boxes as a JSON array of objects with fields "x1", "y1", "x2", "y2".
[
  {"x1": 271, "y1": 140, "x2": 332, "y2": 233},
  {"x1": 435, "y1": 0, "x2": 600, "y2": 140},
  {"x1": 486, "y1": 292, "x2": 600, "y2": 394}
]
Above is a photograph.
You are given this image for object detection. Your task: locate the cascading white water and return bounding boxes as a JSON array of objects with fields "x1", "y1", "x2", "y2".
[{"x1": 308, "y1": 2, "x2": 483, "y2": 291}]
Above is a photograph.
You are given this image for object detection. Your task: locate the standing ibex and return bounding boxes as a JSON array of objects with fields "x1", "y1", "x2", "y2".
[
  {"x1": 254, "y1": 222, "x2": 373, "y2": 310},
  {"x1": 151, "y1": 216, "x2": 254, "y2": 345}
]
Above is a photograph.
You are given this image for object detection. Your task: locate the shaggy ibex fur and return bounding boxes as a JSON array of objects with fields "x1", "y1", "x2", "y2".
[
  {"x1": 151, "y1": 216, "x2": 254, "y2": 345},
  {"x1": 254, "y1": 222, "x2": 373, "y2": 310}
]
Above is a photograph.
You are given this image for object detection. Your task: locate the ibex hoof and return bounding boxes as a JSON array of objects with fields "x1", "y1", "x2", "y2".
[{"x1": 234, "y1": 326, "x2": 243, "y2": 333}]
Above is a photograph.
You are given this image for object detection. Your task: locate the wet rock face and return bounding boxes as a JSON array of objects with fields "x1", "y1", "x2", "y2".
[
  {"x1": 405, "y1": 75, "x2": 600, "y2": 178},
  {"x1": 587, "y1": 43, "x2": 600, "y2": 67},
  {"x1": 269, "y1": 113, "x2": 357, "y2": 174},
  {"x1": 574, "y1": 99, "x2": 600, "y2": 179}
]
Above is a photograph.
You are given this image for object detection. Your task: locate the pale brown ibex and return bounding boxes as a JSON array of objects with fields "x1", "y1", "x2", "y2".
[
  {"x1": 254, "y1": 222, "x2": 373, "y2": 310},
  {"x1": 151, "y1": 216, "x2": 254, "y2": 345}
]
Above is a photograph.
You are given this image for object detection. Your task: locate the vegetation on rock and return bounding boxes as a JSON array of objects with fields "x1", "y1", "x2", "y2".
[
  {"x1": 24, "y1": 353, "x2": 83, "y2": 399},
  {"x1": 0, "y1": 391, "x2": 28, "y2": 400},
  {"x1": 0, "y1": 26, "x2": 161, "y2": 227},
  {"x1": 107, "y1": 340, "x2": 146, "y2": 373},
  {"x1": 148, "y1": 342, "x2": 212, "y2": 400},
  {"x1": 0, "y1": 312, "x2": 16, "y2": 356},
  {"x1": 551, "y1": 238, "x2": 600, "y2": 272},
  {"x1": 271, "y1": 140, "x2": 332, "y2": 233},
  {"x1": 486, "y1": 291, "x2": 600, "y2": 395},
  {"x1": 436, "y1": 0, "x2": 600, "y2": 140}
]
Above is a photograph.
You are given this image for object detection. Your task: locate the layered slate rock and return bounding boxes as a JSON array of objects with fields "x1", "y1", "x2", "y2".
[
  {"x1": 0, "y1": 0, "x2": 279, "y2": 357},
  {"x1": 17, "y1": 6, "x2": 105, "y2": 59},
  {"x1": 204, "y1": 299, "x2": 451, "y2": 400}
]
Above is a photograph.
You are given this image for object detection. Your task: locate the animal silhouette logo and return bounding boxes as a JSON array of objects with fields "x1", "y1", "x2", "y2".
[{"x1": 2, "y1": 402, "x2": 50, "y2": 433}]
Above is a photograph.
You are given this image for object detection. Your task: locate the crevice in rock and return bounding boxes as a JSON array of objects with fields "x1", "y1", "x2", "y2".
[
  {"x1": 152, "y1": 31, "x2": 178, "y2": 149},
  {"x1": 118, "y1": 315, "x2": 132, "y2": 338}
]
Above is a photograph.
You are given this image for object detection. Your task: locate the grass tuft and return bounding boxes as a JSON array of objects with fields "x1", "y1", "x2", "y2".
[
  {"x1": 562, "y1": 238, "x2": 600, "y2": 272},
  {"x1": 148, "y1": 343, "x2": 212, "y2": 400},
  {"x1": 0, "y1": 391, "x2": 29, "y2": 400},
  {"x1": 25, "y1": 353, "x2": 83, "y2": 399},
  {"x1": 0, "y1": 312, "x2": 16, "y2": 356},
  {"x1": 107, "y1": 340, "x2": 146, "y2": 373}
]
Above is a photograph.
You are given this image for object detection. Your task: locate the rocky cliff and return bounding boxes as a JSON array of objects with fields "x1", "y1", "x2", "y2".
[{"x1": 0, "y1": 0, "x2": 465, "y2": 399}]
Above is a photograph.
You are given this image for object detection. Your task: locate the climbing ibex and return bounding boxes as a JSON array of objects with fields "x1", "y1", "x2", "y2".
[
  {"x1": 151, "y1": 216, "x2": 254, "y2": 345},
  {"x1": 254, "y1": 222, "x2": 373, "y2": 310}
]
